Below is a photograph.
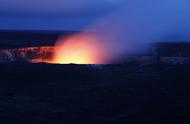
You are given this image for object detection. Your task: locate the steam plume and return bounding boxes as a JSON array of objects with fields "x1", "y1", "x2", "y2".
[{"x1": 82, "y1": 0, "x2": 190, "y2": 62}]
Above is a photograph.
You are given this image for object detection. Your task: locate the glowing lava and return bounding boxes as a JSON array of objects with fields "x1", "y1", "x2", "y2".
[{"x1": 53, "y1": 33, "x2": 108, "y2": 64}]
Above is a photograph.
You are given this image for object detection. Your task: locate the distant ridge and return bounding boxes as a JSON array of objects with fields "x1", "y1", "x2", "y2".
[{"x1": 0, "y1": 30, "x2": 79, "y2": 49}]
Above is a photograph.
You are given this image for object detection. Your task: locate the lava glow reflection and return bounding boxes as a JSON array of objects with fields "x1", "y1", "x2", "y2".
[{"x1": 53, "y1": 33, "x2": 108, "y2": 64}]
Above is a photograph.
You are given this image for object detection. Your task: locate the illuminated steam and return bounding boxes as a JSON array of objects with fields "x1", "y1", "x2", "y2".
[{"x1": 52, "y1": 33, "x2": 113, "y2": 64}]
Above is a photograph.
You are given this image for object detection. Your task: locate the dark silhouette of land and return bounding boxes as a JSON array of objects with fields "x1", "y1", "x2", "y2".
[{"x1": 0, "y1": 30, "x2": 77, "y2": 48}]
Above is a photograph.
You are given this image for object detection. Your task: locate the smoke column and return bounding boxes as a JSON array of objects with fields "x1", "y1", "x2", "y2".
[{"x1": 52, "y1": 0, "x2": 190, "y2": 64}]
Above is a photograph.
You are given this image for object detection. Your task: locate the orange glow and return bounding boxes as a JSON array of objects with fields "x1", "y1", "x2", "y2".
[
  {"x1": 0, "y1": 46, "x2": 54, "y2": 63},
  {"x1": 27, "y1": 46, "x2": 54, "y2": 63},
  {"x1": 52, "y1": 33, "x2": 107, "y2": 64}
]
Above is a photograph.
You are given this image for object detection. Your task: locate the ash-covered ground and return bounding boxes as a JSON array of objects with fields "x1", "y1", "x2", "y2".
[{"x1": 0, "y1": 63, "x2": 189, "y2": 124}]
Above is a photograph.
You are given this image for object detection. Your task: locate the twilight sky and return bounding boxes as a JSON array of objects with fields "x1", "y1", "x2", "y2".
[{"x1": 0, "y1": 0, "x2": 125, "y2": 30}]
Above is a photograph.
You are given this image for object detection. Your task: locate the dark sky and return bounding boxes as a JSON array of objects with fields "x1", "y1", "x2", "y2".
[{"x1": 0, "y1": 0, "x2": 125, "y2": 31}]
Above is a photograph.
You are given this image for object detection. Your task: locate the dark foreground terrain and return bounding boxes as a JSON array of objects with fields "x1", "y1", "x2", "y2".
[{"x1": 0, "y1": 63, "x2": 189, "y2": 124}]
